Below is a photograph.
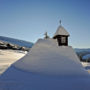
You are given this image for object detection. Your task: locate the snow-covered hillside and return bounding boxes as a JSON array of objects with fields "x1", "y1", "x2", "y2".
[
  {"x1": 82, "y1": 54, "x2": 90, "y2": 60},
  {"x1": 0, "y1": 36, "x2": 33, "y2": 48},
  {"x1": 14, "y1": 39, "x2": 88, "y2": 76},
  {"x1": 0, "y1": 50, "x2": 26, "y2": 74},
  {"x1": 75, "y1": 48, "x2": 90, "y2": 53},
  {"x1": 0, "y1": 39, "x2": 90, "y2": 90}
]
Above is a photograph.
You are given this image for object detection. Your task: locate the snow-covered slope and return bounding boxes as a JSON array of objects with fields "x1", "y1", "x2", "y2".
[
  {"x1": 0, "y1": 36, "x2": 33, "y2": 48},
  {"x1": 82, "y1": 54, "x2": 90, "y2": 60},
  {"x1": 0, "y1": 50, "x2": 26, "y2": 74},
  {"x1": 0, "y1": 39, "x2": 90, "y2": 90},
  {"x1": 14, "y1": 39, "x2": 88, "y2": 76}
]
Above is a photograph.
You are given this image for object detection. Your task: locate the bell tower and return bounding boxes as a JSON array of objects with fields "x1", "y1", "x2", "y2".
[{"x1": 53, "y1": 21, "x2": 70, "y2": 46}]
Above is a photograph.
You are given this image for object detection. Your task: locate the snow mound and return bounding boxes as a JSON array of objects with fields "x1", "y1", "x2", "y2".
[
  {"x1": 0, "y1": 39, "x2": 90, "y2": 90},
  {"x1": 13, "y1": 39, "x2": 88, "y2": 76},
  {"x1": 0, "y1": 66, "x2": 90, "y2": 90}
]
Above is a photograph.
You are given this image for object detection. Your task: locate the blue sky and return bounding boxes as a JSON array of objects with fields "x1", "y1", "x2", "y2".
[{"x1": 0, "y1": 0, "x2": 90, "y2": 48}]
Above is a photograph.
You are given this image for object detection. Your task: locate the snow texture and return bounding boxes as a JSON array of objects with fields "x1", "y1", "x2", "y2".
[
  {"x1": 53, "y1": 25, "x2": 70, "y2": 37},
  {"x1": 0, "y1": 39, "x2": 90, "y2": 90}
]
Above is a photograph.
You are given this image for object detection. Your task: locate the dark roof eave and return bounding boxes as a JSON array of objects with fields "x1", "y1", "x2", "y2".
[{"x1": 53, "y1": 34, "x2": 70, "y2": 39}]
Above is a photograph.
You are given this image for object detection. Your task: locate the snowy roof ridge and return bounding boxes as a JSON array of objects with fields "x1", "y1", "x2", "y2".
[{"x1": 53, "y1": 25, "x2": 70, "y2": 37}]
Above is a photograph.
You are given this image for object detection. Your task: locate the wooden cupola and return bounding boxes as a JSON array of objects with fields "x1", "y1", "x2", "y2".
[{"x1": 53, "y1": 21, "x2": 70, "y2": 46}]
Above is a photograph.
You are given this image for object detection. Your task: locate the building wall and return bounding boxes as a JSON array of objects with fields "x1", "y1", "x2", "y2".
[{"x1": 53, "y1": 35, "x2": 68, "y2": 46}]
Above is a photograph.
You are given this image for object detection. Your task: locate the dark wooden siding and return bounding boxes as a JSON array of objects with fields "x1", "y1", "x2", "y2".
[{"x1": 53, "y1": 35, "x2": 68, "y2": 46}]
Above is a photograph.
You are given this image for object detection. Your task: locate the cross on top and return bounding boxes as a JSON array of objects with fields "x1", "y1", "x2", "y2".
[
  {"x1": 44, "y1": 32, "x2": 49, "y2": 39},
  {"x1": 44, "y1": 32, "x2": 47, "y2": 36},
  {"x1": 59, "y1": 20, "x2": 61, "y2": 25}
]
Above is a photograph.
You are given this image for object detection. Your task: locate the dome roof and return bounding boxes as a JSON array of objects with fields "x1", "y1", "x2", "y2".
[{"x1": 53, "y1": 25, "x2": 70, "y2": 38}]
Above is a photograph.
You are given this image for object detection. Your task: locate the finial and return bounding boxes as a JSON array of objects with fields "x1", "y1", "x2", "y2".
[{"x1": 59, "y1": 20, "x2": 61, "y2": 25}]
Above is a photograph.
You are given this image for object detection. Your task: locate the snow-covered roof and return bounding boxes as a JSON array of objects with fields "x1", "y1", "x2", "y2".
[
  {"x1": 82, "y1": 54, "x2": 90, "y2": 60},
  {"x1": 53, "y1": 25, "x2": 70, "y2": 38}
]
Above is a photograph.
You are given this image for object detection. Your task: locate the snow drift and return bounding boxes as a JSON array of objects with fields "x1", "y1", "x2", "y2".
[
  {"x1": 0, "y1": 38, "x2": 90, "y2": 90},
  {"x1": 14, "y1": 39, "x2": 88, "y2": 76}
]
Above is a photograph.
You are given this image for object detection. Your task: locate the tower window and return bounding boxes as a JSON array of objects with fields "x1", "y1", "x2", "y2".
[{"x1": 61, "y1": 37, "x2": 66, "y2": 43}]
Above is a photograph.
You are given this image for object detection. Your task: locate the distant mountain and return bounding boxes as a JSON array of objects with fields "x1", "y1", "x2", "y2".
[
  {"x1": 75, "y1": 48, "x2": 90, "y2": 53},
  {"x1": 0, "y1": 36, "x2": 33, "y2": 48},
  {"x1": 75, "y1": 48, "x2": 90, "y2": 62}
]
